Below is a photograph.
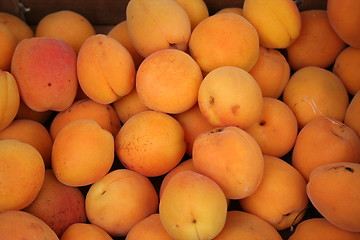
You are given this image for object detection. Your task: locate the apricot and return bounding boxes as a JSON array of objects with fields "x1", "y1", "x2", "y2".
[
  {"x1": 193, "y1": 126, "x2": 264, "y2": 199},
  {"x1": 213, "y1": 211, "x2": 282, "y2": 240},
  {"x1": 174, "y1": 0, "x2": 209, "y2": 30},
  {"x1": 286, "y1": 10, "x2": 346, "y2": 71},
  {"x1": 173, "y1": 104, "x2": 215, "y2": 155},
  {"x1": 282, "y1": 66, "x2": 349, "y2": 128},
  {"x1": 159, "y1": 170, "x2": 228, "y2": 240},
  {"x1": 344, "y1": 90, "x2": 360, "y2": 138},
  {"x1": 0, "y1": 119, "x2": 53, "y2": 168},
  {"x1": 52, "y1": 119, "x2": 114, "y2": 187},
  {"x1": 248, "y1": 46, "x2": 290, "y2": 98},
  {"x1": 0, "y1": 12, "x2": 34, "y2": 43},
  {"x1": 289, "y1": 218, "x2": 360, "y2": 240},
  {"x1": 15, "y1": 99, "x2": 53, "y2": 124},
  {"x1": 292, "y1": 116, "x2": 360, "y2": 181},
  {"x1": 115, "y1": 110, "x2": 186, "y2": 177},
  {"x1": 136, "y1": 48, "x2": 203, "y2": 114},
  {"x1": 245, "y1": 97, "x2": 298, "y2": 157},
  {"x1": 85, "y1": 169, "x2": 159, "y2": 237},
  {"x1": 11, "y1": 37, "x2": 78, "y2": 112},
  {"x1": 60, "y1": 223, "x2": 113, "y2": 240},
  {"x1": 327, "y1": 0, "x2": 360, "y2": 49},
  {"x1": 77, "y1": 34, "x2": 135, "y2": 104},
  {"x1": 215, "y1": 7, "x2": 243, "y2": 15},
  {"x1": 333, "y1": 46, "x2": 360, "y2": 95},
  {"x1": 307, "y1": 162, "x2": 360, "y2": 232},
  {"x1": 189, "y1": 13, "x2": 259, "y2": 73},
  {"x1": 239, "y1": 155, "x2": 308, "y2": 230},
  {"x1": 50, "y1": 99, "x2": 121, "y2": 140},
  {"x1": 0, "y1": 70, "x2": 20, "y2": 131},
  {"x1": 0, "y1": 23, "x2": 17, "y2": 71},
  {"x1": 35, "y1": 10, "x2": 96, "y2": 54},
  {"x1": 111, "y1": 87, "x2": 151, "y2": 123},
  {"x1": 107, "y1": 20, "x2": 144, "y2": 69},
  {"x1": 24, "y1": 169, "x2": 87, "y2": 236},
  {"x1": 198, "y1": 66, "x2": 263, "y2": 129},
  {"x1": 0, "y1": 139, "x2": 45, "y2": 212},
  {"x1": 126, "y1": 0, "x2": 191, "y2": 58},
  {"x1": 0, "y1": 210, "x2": 58, "y2": 240},
  {"x1": 126, "y1": 213, "x2": 173, "y2": 240},
  {"x1": 243, "y1": 0, "x2": 301, "y2": 48}
]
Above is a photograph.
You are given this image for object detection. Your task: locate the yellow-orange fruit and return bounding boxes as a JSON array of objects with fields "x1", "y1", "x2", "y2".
[
  {"x1": 85, "y1": 169, "x2": 159, "y2": 237},
  {"x1": 245, "y1": 97, "x2": 298, "y2": 157},
  {"x1": 0, "y1": 12, "x2": 34, "y2": 43},
  {"x1": 115, "y1": 110, "x2": 186, "y2": 177},
  {"x1": 193, "y1": 126, "x2": 264, "y2": 199},
  {"x1": 77, "y1": 34, "x2": 135, "y2": 104},
  {"x1": 292, "y1": 116, "x2": 360, "y2": 181},
  {"x1": 52, "y1": 119, "x2": 114, "y2": 187},
  {"x1": 239, "y1": 155, "x2": 308, "y2": 231},
  {"x1": 249, "y1": 46, "x2": 290, "y2": 98},
  {"x1": 333, "y1": 46, "x2": 360, "y2": 95},
  {"x1": 282, "y1": 66, "x2": 349, "y2": 128},
  {"x1": 136, "y1": 48, "x2": 203, "y2": 114},
  {"x1": 0, "y1": 139, "x2": 45, "y2": 212},
  {"x1": 216, "y1": 7, "x2": 243, "y2": 15},
  {"x1": 289, "y1": 218, "x2": 360, "y2": 240},
  {"x1": 0, "y1": 119, "x2": 53, "y2": 168},
  {"x1": 0, "y1": 70, "x2": 20, "y2": 131},
  {"x1": 327, "y1": 0, "x2": 360, "y2": 49},
  {"x1": 307, "y1": 162, "x2": 360, "y2": 232},
  {"x1": 213, "y1": 211, "x2": 283, "y2": 240},
  {"x1": 50, "y1": 99, "x2": 121, "y2": 140},
  {"x1": 174, "y1": 0, "x2": 209, "y2": 30},
  {"x1": 35, "y1": 10, "x2": 96, "y2": 54},
  {"x1": 189, "y1": 13, "x2": 259, "y2": 73},
  {"x1": 0, "y1": 210, "x2": 58, "y2": 240},
  {"x1": 345, "y1": 90, "x2": 360, "y2": 138},
  {"x1": 243, "y1": 0, "x2": 301, "y2": 49},
  {"x1": 0, "y1": 23, "x2": 17, "y2": 71},
  {"x1": 60, "y1": 223, "x2": 113, "y2": 240},
  {"x1": 286, "y1": 10, "x2": 346, "y2": 71}
]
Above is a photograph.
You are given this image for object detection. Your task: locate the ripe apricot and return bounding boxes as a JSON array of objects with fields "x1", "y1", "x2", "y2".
[
  {"x1": 174, "y1": 0, "x2": 209, "y2": 30},
  {"x1": 307, "y1": 162, "x2": 360, "y2": 232},
  {"x1": 245, "y1": 97, "x2": 298, "y2": 157},
  {"x1": 292, "y1": 116, "x2": 360, "y2": 181},
  {"x1": 115, "y1": 110, "x2": 186, "y2": 177},
  {"x1": 15, "y1": 99, "x2": 53, "y2": 124},
  {"x1": 35, "y1": 10, "x2": 96, "y2": 54},
  {"x1": 283, "y1": 66, "x2": 349, "y2": 128},
  {"x1": 333, "y1": 46, "x2": 360, "y2": 95},
  {"x1": 0, "y1": 12, "x2": 34, "y2": 43},
  {"x1": 215, "y1": 7, "x2": 243, "y2": 15},
  {"x1": 344, "y1": 90, "x2": 360, "y2": 138},
  {"x1": 136, "y1": 48, "x2": 203, "y2": 114},
  {"x1": 286, "y1": 10, "x2": 346, "y2": 71},
  {"x1": 60, "y1": 223, "x2": 113, "y2": 240},
  {"x1": 193, "y1": 126, "x2": 264, "y2": 199},
  {"x1": 189, "y1": 13, "x2": 259, "y2": 73},
  {"x1": 0, "y1": 23, "x2": 17, "y2": 71}
]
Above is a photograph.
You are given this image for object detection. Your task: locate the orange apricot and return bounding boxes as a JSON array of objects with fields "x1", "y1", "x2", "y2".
[
  {"x1": 292, "y1": 116, "x2": 360, "y2": 181},
  {"x1": 333, "y1": 46, "x2": 360, "y2": 95},
  {"x1": 245, "y1": 97, "x2": 298, "y2": 157},
  {"x1": 174, "y1": 0, "x2": 209, "y2": 30},
  {"x1": 282, "y1": 66, "x2": 349, "y2": 128},
  {"x1": 248, "y1": 46, "x2": 290, "y2": 98},
  {"x1": 0, "y1": 12, "x2": 34, "y2": 43},
  {"x1": 15, "y1": 99, "x2": 53, "y2": 124},
  {"x1": 344, "y1": 90, "x2": 360, "y2": 138},
  {"x1": 307, "y1": 162, "x2": 360, "y2": 232},
  {"x1": 115, "y1": 110, "x2": 186, "y2": 177},
  {"x1": 60, "y1": 223, "x2": 113, "y2": 240},
  {"x1": 0, "y1": 23, "x2": 17, "y2": 71},
  {"x1": 286, "y1": 10, "x2": 346, "y2": 71},
  {"x1": 35, "y1": 10, "x2": 96, "y2": 54},
  {"x1": 215, "y1": 7, "x2": 243, "y2": 15},
  {"x1": 136, "y1": 48, "x2": 203, "y2": 114}
]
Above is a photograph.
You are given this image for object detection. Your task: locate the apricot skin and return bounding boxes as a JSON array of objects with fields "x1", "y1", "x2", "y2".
[{"x1": 344, "y1": 90, "x2": 360, "y2": 138}]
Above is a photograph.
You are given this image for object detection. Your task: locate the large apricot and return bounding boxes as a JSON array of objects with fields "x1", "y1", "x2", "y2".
[
  {"x1": 189, "y1": 13, "x2": 259, "y2": 73},
  {"x1": 0, "y1": 139, "x2": 45, "y2": 212},
  {"x1": 52, "y1": 119, "x2": 114, "y2": 187},
  {"x1": 286, "y1": 10, "x2": 346, "y2": 71},
  {"x1": 11, "y1": 37, "x2": 78, "y2": 112},
  {"x1": 307, "y1": 162, "x2": 360, "y2": 232},
  {"x1": 282, "y1": 66, "x2": 349, "y2": 128},
  {"x1": 344, "y1": 90, "x2": 360, "y2": 138},
  {"x1": 61, "y1": 223, "x2": 113, "y2": 240},
  {"x1": 77, "y1": 34, "x2": 135, "y2": 104},
  {"x1": 292, "y1": 116, "x2": 360, "y2": 181},
  {"x1": 193, "y1": 126, "x2": 264, "y2": 199},
  {"x1": 115, "y1": 110, "x2": 186, "y2": 177},
  {"x1": 136, "y1": 48, "x2": 203, "y2": 114}
]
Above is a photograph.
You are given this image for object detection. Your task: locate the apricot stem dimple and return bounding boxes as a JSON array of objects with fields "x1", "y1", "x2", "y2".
[{"x1": 209, "y1": 96, "x2": 215, "y2": 105}]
